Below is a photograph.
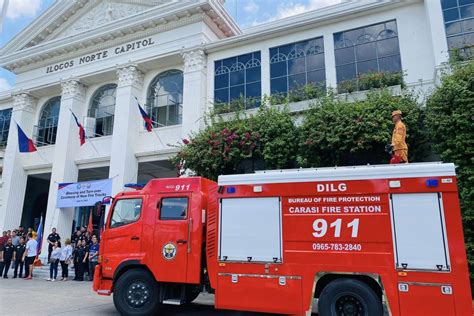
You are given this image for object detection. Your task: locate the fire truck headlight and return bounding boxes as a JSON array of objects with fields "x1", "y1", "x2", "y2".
[{"x1": 426, "y1": 179, "x2": 439, "y2": 187}]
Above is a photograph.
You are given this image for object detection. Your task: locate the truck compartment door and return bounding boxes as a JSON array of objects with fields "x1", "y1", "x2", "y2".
[
  {"x1": 390, "y1": 193, "x2": 450, "y2": 271},
  {"x1": 216, "y1": 274, "x2": 303, "y2": 315},
  {"x1": 219, "y1": 197, "x2": 282, "y2": 263}
]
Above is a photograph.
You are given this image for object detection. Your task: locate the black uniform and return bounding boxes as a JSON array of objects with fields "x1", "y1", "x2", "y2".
[
  {"x1": 1, "y1": 244, "x2": 15, "y2": 278},
  {"x1": 13, "y1": 244, "x2": 26, "y2": 278},
  {"x1": 47, "y1": 232, "x2": 61, "y2": 261},
  {"x1": 74, "y1": 246, "x2": 87, "y2": 281}
]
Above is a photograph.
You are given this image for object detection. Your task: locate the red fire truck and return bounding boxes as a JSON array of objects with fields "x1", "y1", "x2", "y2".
[{"x1": 93, "y1": 163, "x2": 472, "y2": 315}]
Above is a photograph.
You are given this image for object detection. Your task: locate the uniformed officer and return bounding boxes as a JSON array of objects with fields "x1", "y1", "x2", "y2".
[
  {"x1": 391, "y1": 110, "x2": 408, "y2": 163},
  {"x1": 13, "y1": 237, "x2": 26, "y2": 278},
  {"x1": 47, "y1": 228, "x2": 61, "y2": 261},
  {"x1": 73, "y1": 240, "x2": 87, "y2": 281},
  {"x1": 1, "y1": 238, "x2": 15, "y2": 278}
]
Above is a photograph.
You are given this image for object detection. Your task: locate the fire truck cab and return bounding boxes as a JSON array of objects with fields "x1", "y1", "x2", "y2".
[{"x1": 93, "y1": 163, "x2": 472, "y2": 316}]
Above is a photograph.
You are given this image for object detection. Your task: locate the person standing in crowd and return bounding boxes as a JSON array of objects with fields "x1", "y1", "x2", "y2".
[
  {"x1": 17, "y1": 226, "x2": 26, "y2": 239},
  {"x1": 47, "y1": 241, "x2": 61, "y2": 282},
  {"x1": 13, "y1": 237, "x2": 26, "y2": 278},
  {"x1": 23, "y1": 233, "x2": 37, "y2": 280},
  {"x1": 88, "y1": 235, "x2": 99, "y2": 281},
  {"x1": 0, "y1": 231, "x2": 8, "y2": 249},
  {"x1": 59, "y1": 239, "x2": 73, "y2": 281},
  {"x1": 11, "y1": 230, "x2": 20, "y2": 247},
  {"x1": 73, "y1": 240, "x2": 87, "y2": 281},
  {"x1": 47, "y1": 228, "x2": 61, "y2": 261},
  {"x1": 1, "y1": 238, "x2": 14, "y2": 278}
]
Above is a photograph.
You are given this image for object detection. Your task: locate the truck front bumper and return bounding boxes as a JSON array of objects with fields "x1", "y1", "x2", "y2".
[{"x1": 93, "y1": 264, "x2": 113, "y2": 296}]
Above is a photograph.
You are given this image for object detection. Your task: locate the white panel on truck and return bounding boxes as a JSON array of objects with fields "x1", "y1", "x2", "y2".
[
  {"x1": 219, "y1": 197, "x2": 282, "y2": 263},
  {"x1": 390, "y1": 193, "x2": 450, "y2": 271}
]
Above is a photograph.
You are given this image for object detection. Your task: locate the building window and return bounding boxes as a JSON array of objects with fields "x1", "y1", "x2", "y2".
[
  {"x1": 88, "y1": 84, "x2": 116, "y2": 137},
  {"x1": 35, "y1": 96, "x2": 60, "y2": 146},
  {"x1": 334, "y1": 20, "x2": 402, "y2": 84},
  {"x1": 441, "y1": 0, "x2": 474, "y2": 55},
  {"x1": 214, "y1": 51, "x2": 261, "y2": 109},
  {"x1": 147, "y1": 70, "x2": 183, "y2": 128},
  {"x1": 270, "y1": 37, "x2": 326, "y2": 99},
  {"x1": 0, "y1": 108, "x2": 12, "y2": 148}
]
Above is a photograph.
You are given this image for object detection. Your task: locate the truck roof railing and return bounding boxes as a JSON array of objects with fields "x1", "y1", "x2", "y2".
[{"x1": 218, "y1": 162, "x2": 456, "y2": 186}]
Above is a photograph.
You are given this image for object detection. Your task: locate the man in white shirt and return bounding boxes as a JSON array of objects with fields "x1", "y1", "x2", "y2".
[{"x1": 23, "y1": 233, "x2": 37, "y2": 280}]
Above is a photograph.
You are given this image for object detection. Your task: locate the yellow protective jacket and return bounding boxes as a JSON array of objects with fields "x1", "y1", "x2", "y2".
[{"x1": 391, "y1": 120, "x2": 408, "y2": 161}]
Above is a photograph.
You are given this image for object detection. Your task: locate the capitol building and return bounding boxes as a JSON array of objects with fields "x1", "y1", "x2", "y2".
[{"x1": 0, "y1": 0, "x2": 470, "y2": 253}]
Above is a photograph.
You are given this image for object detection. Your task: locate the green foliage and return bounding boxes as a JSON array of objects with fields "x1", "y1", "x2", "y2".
[
  {"x1": 426, "y1": 60, "x2": 474, "y2": 278},
  {"x1": 270, "y1": 84, "x2": 326, "y2": 105},
  {"x1": 299, "y1": 89, "x2": 428, "y2": 167},
  {"x1": 171, "y1": 103, "x2": 299, "y2": 181},
  {"x1": 450, "y1": 45, "x2": 474, "y2": 63},
  {"x1": 338, "y1": 71, "x2": 405, "y2": 94}
]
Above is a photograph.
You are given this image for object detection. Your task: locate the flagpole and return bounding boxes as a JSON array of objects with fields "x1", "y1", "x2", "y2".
[{"x1": 86, "y1": 136, "x2": 100, "y2": 155}]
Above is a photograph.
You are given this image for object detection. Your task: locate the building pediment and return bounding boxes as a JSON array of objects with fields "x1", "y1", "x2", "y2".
[
  {"x1": 0, "y1": 0, "x2": 240, "y2": 73},
  {"x1": 49, "y1": 1, "x2": 159, "y2": 40}
]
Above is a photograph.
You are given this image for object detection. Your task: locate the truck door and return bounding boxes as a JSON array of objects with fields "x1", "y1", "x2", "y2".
[
  {"x1": 153, "y1": 194, "x2": 191, "y2": 283},
  {"x1": 101, "y1": 197, "x2": 144, "y2": 278}
]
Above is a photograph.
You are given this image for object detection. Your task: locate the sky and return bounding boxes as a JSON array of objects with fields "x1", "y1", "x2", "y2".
[{"x1": 0, "y1": 0, "x2": 341, "y2": 92}]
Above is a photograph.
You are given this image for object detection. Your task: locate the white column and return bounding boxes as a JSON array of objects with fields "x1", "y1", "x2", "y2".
[
  {"x1": 181, "y1": 49, "x2": 207, "y2": 138},
  {"x1": 43, "y1": 80, "x2": 86, "y2": 255},
  {"x1": 0, "y1": 94, "x2": 37, "y2": 231},
  {"x1": 424, "y1": 0, "x2": 449, "y2": 67},
  {"x1": 323, "y1": 32, "x2": 337, "y2": 91},
  {"x1": 108, "y1": 65, "x2": 143, "y2": 196}
]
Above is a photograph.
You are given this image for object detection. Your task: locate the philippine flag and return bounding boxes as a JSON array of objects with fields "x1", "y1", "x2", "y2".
[
  {"x1": 71, "y1": 111, "x2": 86, "y2": 146},
  {"x1": 17, "y1": 123, "x2": 37, "y2": 153},
  {"x1": 135, "y1": 97, "x2": 153, "y2": 132}
]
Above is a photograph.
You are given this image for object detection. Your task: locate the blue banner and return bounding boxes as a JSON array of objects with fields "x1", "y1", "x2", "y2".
[{"x1": 56, "y1": 179, "x2": 112, "y2": 208}]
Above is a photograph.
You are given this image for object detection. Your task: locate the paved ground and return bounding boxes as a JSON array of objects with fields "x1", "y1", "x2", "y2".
[{"x1": 0, "y1": 265, "x2": 300, "y2": 315}]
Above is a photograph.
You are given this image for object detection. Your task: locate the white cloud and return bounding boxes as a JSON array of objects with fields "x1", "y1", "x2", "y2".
[
  {"x1": 0, "y1": 78, "x2": 12, "y2": 92},
  {"x1": 2, "y1": 0, "x2": 43, "y2": 20},
  {"x1": 275, "y1": 0, "x2": 341, "y2": 20},
  {"x1": 243, "y1": 0, "x2": 259, "y2": 13}
]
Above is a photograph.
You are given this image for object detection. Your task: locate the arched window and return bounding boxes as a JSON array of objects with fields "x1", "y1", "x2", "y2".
[
  {"x1": 36, "y1": 96, "x2": 60, "y2": 146},
  {"x1": 0, "y1": 108, "x2": 12, "y2": 148},
  {"x1": 88, "y1": 84, "x2": 117, "y2": 137},
  {"x1": 146, "y1": 70, "x2": 183, "y2": 128}
]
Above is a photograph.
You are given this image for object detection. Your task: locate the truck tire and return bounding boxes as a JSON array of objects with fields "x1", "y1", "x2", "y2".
[
  {"x1": 318, "y1": 278, "x2": 383, "y2": 316},
  {"x1": 113, "y1": 269, "x2": 160, "y2": 316}
]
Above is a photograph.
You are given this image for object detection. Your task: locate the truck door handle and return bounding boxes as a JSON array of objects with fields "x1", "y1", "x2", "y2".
[
  {"x1": 177, "y1": 239, "x2": 187, "y2": 244},
  {"x1": 131, "y1": 236, "x2": 140, "y2": 241}
]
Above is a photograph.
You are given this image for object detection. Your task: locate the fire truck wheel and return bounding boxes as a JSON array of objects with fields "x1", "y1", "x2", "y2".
[
  {"x1": 113, "y1": 269, "x2": 160, "y2": 316},
  {"x1": 318, "y1": 278, "x2": 383, "y2": 316}
]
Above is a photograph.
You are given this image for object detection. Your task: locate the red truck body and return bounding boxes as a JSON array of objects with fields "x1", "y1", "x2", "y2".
[{"x1": 93, "y1": 163, "x2": 472, "y2": 315}]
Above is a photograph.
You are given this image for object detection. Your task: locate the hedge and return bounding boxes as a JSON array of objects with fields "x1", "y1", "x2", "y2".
[
  {"x1": 426, "y1": 60, "x2": 474, "y2": 278},
  {"x1": 299, "y1": 89, "x2": 428, "y2": 167}
]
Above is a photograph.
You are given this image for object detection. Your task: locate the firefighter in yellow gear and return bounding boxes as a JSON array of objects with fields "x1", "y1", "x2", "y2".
[{"x1": 391, "y1": 110, "x2": 408, "y2": 163}]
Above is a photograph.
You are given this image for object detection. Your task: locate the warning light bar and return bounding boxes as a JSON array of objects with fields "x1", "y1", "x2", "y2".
[
  {"x1": 226, "y1": 187, "x2": 236, "y2": 194},
  {"x1": 426, "y1": 179, "x2": 439, "y2": 187},
  {"x1": 124, "y1": 183, "x2": 145, "y2": 190}
]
